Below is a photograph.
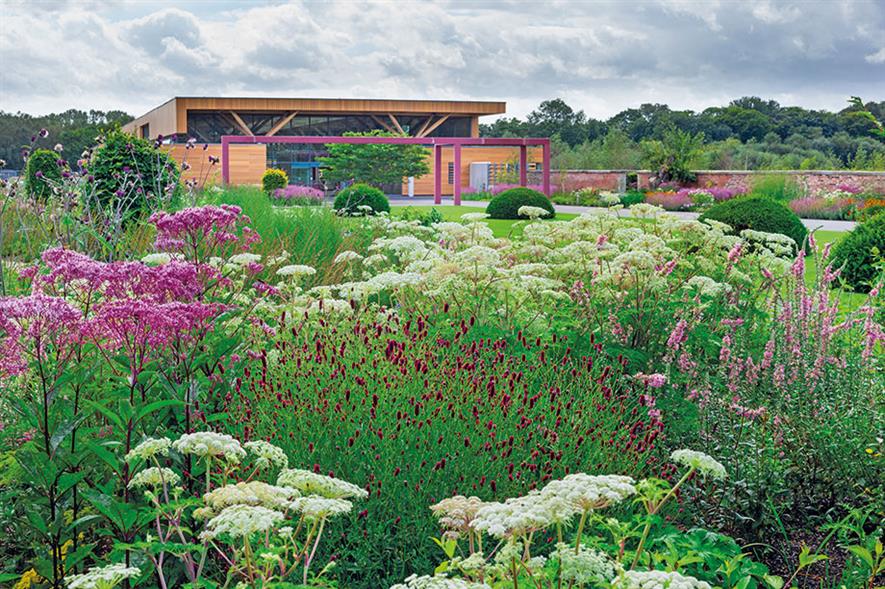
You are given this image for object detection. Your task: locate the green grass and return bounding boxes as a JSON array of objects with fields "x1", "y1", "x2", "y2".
[
  {"x1": 392, "y1": 205, "x2": 578, "y2": 238},
  {"x1": 808, "y1": 229, "x2": 868, "y2": 310}
]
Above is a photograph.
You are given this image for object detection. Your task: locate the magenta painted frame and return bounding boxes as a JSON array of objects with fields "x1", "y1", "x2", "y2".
[{"x1": 220, "y1": 135, "x2": 551, "y2": 203}]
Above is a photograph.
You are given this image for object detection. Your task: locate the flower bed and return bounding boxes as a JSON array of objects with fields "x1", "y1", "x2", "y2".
[{"x1": 272, "y1": 184, "x2": 325, "y2": 206}]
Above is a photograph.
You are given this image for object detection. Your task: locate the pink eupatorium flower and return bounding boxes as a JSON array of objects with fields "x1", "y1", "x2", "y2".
[
  {"x1": 0, "y1": 295, "x2": 82, "y2": 376},
  {"x1": 37, "y1": 247, "x2": 211, "y2": 303},
  {"x1": 149, "y1": 204, "x2": 258, "y2": 260},
  {"x1": 634, "y1": 372, "x2": 667, "y2": 388}
]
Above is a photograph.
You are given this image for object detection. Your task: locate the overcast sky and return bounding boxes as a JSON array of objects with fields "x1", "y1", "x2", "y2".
[{"x1": 2, "y1": 0, "x2": 884, "y2": 121}]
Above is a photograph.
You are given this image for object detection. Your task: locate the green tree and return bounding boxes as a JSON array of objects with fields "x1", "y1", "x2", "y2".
[
  {"x1": 318, "y1": 130, "x2": 430, "y2": 187},
  {"x1": 641, "y1": 127, "x2": 705, "y2": 184}
]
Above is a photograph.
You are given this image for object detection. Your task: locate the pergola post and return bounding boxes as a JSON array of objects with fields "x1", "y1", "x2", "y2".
[
  {"x1": 433, "y1": 145, "x2": 442, "y2": 205},
  {"x1": 453, "y1": 143, "x2": 462, "y2": 206},
  {"x1": 519, "y1": 145, "x2": 527, "y2": 187},
  {"x1": 542, "y1": 140, "x2": 551, "y2": 196},
  {"x1": 221, "y1": 137, "x2": 230, "y2": 185}
]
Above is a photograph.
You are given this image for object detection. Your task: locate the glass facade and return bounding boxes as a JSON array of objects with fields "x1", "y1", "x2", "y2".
[{"x1": 186, "y1": 112, "x2": 474, "y2": 143}]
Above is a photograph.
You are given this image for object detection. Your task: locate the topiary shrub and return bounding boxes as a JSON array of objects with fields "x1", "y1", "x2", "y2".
[
  {"x1": 699, "y1": 196, "x2": 808, "y2": 252},
  {"x1": 333, "y1": 183, "x2": 389, "y2": 215},
  {"x1": 25, "y1": 149, "x2": 62, "y2": 200},
  {"x1": 485, "y1": 187, "x2": 554, "y2": 219},
  {"x1": 88, "y1": 129, "x2": 180, "y2": 216},
  {"x1": 262, "y1": 168, "x2": 288, "y2": 193},
  {"x1": 830, "y1": 212, "x2": 885, "y2": 293}
]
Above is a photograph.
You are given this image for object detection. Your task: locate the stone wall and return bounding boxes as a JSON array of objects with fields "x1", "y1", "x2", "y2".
[{"x1": 528, "y1": 169, "x2": 885, "y2": 195}]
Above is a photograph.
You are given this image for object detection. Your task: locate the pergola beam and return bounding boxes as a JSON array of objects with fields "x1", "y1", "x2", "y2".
[
  {"x1": 415, "y1": 115, "x2": 434, "y2": 138},
  {"x1": 418, "y1": 115, "x2": 449, "y2": 138},
  {"x1": 266, "y1": 111, "x2": 297, "y2": 136},
  {"x1": 387, "y1": 114, "x2": 405, "y2": 135},
  {"x1": 370, "y1": 115, "x2": 397, "y2": 134},
  {"x1": 228, "y1": 111, "x2": 253, "y2": 136}
]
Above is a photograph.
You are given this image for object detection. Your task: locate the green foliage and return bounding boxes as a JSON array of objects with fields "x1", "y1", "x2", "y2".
[
  {"x1": 332, "y1": 183, "x2": 390, "y2": 215},
  {"x1": 620, "y1": 190, "x2": 645, "y2": 206},
  {"x1": 210, "y1": 186, "x2": 359, "y2": 283},
  {"x1": 485, "y1": 187, "x2": 554, "y2": 219},
  {"x1": 750, "y1": 174, "x2": 805, "y2": 201},
  {"x1": 262, "y1": 168, "x2": 289, "y2": 193},
  {"x1": 641, "y1": 127, "x2": 705, "y2": 184},
  {"x1": 397, "y1": 206, "x2": 443, "y2": 226},
  {"x1": 25, "y1": 149, "x2": 62, "y2": 200},
  {"x1": 88, "y1": 129, "x2": 180, "y2": 216},
  {"x1": 318, "y1": 130, "x2": 430, "y2": 187},
  {"x1": 699, "y1": 196, "x2": 808, "y2": 252},
  {"x1": 830, "y1": 213, "x2": 885, "y2": 293}
]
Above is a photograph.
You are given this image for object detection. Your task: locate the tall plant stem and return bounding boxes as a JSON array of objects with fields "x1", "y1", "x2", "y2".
[{"x1": 631, "y1": 467, "x2": 695, "y2": 570}]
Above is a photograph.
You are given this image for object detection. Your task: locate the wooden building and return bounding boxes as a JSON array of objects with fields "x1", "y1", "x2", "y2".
[{"x1": 122, "y1": 96, "x2": 541, "y2": 194}]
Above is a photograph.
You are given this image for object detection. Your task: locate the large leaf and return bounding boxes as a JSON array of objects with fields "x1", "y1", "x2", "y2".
[
  {"x1": 84, "y1": 399, "x2": 125, "y2": 431},
  {"x1": 136, "y1": 399, "x2": 184, "y2": 423},
  {"x1": 50, "y1": 414, "x2": 89, "y2": 456}
]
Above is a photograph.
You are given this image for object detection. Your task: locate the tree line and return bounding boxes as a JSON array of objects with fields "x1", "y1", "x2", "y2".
[
  {"x1": 0, "y1": 109, "x2": 133, "y2": 169},
  {"x1": 481, "y1": 97, "x2": 885, "y2": 171}
]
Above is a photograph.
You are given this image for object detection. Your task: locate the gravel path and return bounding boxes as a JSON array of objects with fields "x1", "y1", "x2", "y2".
[{"x1": 387, "y1": 197, "x2": 857, "y2": 232}]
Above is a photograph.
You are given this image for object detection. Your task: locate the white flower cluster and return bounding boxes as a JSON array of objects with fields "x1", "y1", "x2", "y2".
[
  {"x1": 128, "y1": 467, "x2": 179, "y2": 489},
  {"x1": 390, "y1": 574, "x2": 491, "y2": 589},
  {"x1": 140, "y1": 253, "x2": 172, "y2": 266},
  {"x1": 65, "y1": 563, "x2": 141, "y2": 589},
  {"x1": 201, "y1": 481, "x2": 300, "y2": 515},
  {"x1": 670, "y1": 449, "x2": 727, "y2": 479},
  {"x1": 276, "y1": 264, "x2": 316, "y2": 277},
  {"x1": 172, "y1": 431, "x2": 247, "y2": 464},
  {"x1": 334, "y1": 250, "x2": 364, "y2": 264},
  {"x1": 430, "y1": 495, "x2": 485, "y2": 531},
  {"x1": 125, "y1": 437, "x2": 171, "y2": 463},
  {"x1": 611, "y1": 570, "x2": 712, "y2": 589},
  {"x1": 203, "y1": 504, "x2": 284, "y2": 539},
  {"x1": 517, "y1": 205, "x2": 550, "y2": 219},
  {"x1": 228, "y1": 253, "x2": 262, "y2": 266},
  {"x1": 555, "y1": 543, "x2": 615, "y2": 585},
  {"x1": 277, "y1": 468, "x2": 368, "y2": 499},
  {"x1": 244, "y1": 440, "x2": 289, "y2": 469},
  {"x1": 540, "y1": 473, "x2": 637, "y2": 512},
  {"x1": 289, "y1": 496, "x2": 353, "y2": 519}
]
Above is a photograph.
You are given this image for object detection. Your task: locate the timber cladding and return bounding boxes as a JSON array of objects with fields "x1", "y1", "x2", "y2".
[
  {"x1": 163, "y1": 144, "x2": 266, "y2": 186},
  {"x1": 123, "y1": 96, "x2": 506, "y2": 138}
]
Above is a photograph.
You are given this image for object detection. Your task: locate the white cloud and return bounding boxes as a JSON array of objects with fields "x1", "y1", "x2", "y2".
[{"x1": 1, "y1": 0, "x2": 883, "y2": 119}]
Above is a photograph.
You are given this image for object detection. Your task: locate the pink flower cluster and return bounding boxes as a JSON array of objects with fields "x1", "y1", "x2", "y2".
[
  {"x1": 490, "y1": 183, "x2": 545, "y2": 195},
  {"x1": 788, "y1": 197, "x2": 855, "y2": 220},
  {"x1": 0, "y1": 294, "x2": 82, "y2": 375},
  {"x1": 272, "y1": 185, "x2": 324, "y2": 203},
  {"x1": 644, "y1": 191, "x2": 694, "y2": 211},
  {"x1": 149, "y1": 204, "x2": 259, "y2": 259}
]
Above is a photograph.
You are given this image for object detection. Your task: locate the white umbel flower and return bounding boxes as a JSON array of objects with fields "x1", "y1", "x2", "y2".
[
  {"x1": 65, "y1": 563, "x2": 141, "y2": 589},
  {"x1": 276, "y1": 264, "x2": 316, "y2": 277},
  {"x1": 204, "y1": 504, "x2": 284, "y2": 539},
  {"x1": 277, "y1": 468, "x2": 368, "y2": 499},
  {"x1": 517, "y1": 205, "x2": 549, "y2": 219},
  {"x1": 555, "y1": 543, "x2": 615, "y2": 584},
  {"x1": 540, "y1": 474, "x2": 636, "y2": 512},
  {"x1": 610, "y1": 570, "x2": 712, "y2": 589},
  {"x1": 334, "y1": 250, "x2": 364, "y2": 264},
  {"x1": 128, "y1": 467, "x2": 179, "y2": 489},
  {"x1": 390, "y1": 574, "x2": 491, "y2": 589},
  {"x1": 229, "y1": 253, "x2": 262, "y2": 265},
  {"x1": 670, "y1": 449, "x2": 727, "y2": 479},
  {"x1": 125, "y1": 437, "x2": 171, "y2": 463},
  {"x1": 470, "y1": 491, "x2": 555, "y2": 539},
  {"x1": 203, "y1": 481, "x2": 300, "y2": 514},
  {"x1": 173, "y1": 432, "x2": 246, "y2": 464},
  {"x1": 140, "y1": 253, "x2": 171, "y2": 266},
  {"x1": 461, "y1": 212, "x2": 490, "y2": 222},
  {"x1": 289, "y1": 496, "x2": 353, "y2": 519},
  {"x1": 244, "y1": 440, "x2": 289, "y2": 469},
  {"x1": 430, "y1": 495, "x2": 486, "y2": 531}
]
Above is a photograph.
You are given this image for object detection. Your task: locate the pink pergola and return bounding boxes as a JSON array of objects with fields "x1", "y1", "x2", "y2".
[{"x1": 221, "y1": 135, "x2": 551, "y2": 205}]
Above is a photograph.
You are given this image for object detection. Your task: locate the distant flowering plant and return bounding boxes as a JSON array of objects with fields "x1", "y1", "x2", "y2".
[
  {"x1": 489, "y1": 183, "x2": 545, "y2": 195},
  {"x1": 272, "y1": 184, "x2": 325, "y2": 206}
]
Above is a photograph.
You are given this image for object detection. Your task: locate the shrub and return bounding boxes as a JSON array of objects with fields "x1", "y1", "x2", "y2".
[
  {"x1": 262, "y1": 168, "x2": 288, "y2": 193},
  {"x1": 830, "y1": 212, "x2": 885, "y2": 292},
  {"x1": 88, "y1": 129, "x2": 180, "y2": 215},
  {"x1": 699, "y1": 196, "x2": 808, "y2": 251},
  {"x1": 485, "y1": 187, "x2": 554, "y2": 219},
  {"x1": 24, "y1": 149, "x2": 62, "y2": 200},
  {"x1": 620, "y1": 190, "x2": 645, "y2": 206},
  {"x1": 489, "y1": 183, "x2": 545, "y2": 195},
  {"x1": 333, "y1": 183, "x2": 390, "y2": 215}
]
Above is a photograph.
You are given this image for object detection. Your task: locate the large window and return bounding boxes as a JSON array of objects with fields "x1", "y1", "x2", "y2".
[{"x1": 187, "y1": 112, "x2": 475, "y2": 142}]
